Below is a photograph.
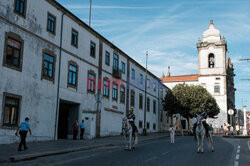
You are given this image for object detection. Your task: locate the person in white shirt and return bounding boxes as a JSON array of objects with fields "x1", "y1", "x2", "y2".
[{"x1": 169, "y1": 124, "x2": 175, "y2": 144}]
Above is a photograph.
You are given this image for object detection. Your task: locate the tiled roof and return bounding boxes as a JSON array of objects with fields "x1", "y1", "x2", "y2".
[{"x1": 161, "y1": 74, "x2": 198, "y2": 83}]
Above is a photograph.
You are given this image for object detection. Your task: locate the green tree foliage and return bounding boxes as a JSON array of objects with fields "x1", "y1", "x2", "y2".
[{"x1": 163, "y1": 84, "x2": 220, "y2": 119}]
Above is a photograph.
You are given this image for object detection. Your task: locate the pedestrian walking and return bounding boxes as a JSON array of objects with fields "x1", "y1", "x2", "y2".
[
  {"x1": 15, "y1": 117, "x2": 32, "y2": 151},
  {"x1": 80, "y1": 120, "x2": 85, "y2": 139},
  {"x1": 223, "y1": 123, "x2": 228, "y2": 136},
  {"x1": 73, "y1": 120, "x2": 79, "y2": 140},
  {"x1": 169, "y1": 124, "x2": 175, "y2": 144}
]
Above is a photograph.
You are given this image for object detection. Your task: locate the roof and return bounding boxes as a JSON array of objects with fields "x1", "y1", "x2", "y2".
[{"x1": 161, "y1": 74, "x2": 198, "y2": 83}]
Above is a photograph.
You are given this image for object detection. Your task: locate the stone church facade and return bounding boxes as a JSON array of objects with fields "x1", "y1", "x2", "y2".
[{"x1": 162, "y1": 21, "x2": 236, "y2": 128}]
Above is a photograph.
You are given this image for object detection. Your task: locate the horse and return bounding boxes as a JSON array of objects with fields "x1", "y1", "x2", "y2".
[
  {"x1": 122, "y1": 117, "x2": 138, "y2": 151},
  {"x1": 195, "y1": 114, "x2": 214, "y2": 153}
]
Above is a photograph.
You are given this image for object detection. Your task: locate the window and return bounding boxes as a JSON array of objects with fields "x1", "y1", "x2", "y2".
[
  {"x1": 147, "y1": 122, "x2": 150, "y2": 129},
  {"x1": 71, "y1": 29, "x2": 78, "y2": 47},
  {"x1": 105, "y1": 51, "x2": 110, "y2": 66},
  {"x1": 153, "y1": 123, "x2": 156, "y2": 130},
  {"x1": 147, "y1": 79, "x2": 150, "y2": 88},
  {"x1": 131, "y1": 69, "x2": 135, "y2": 79},
  {"x1": 160, "y1": 88, "x2": 163, "y2": 99},
  {"x1": 3, "y1": 32, "x2": 24, "y2": 71},
  {"x1": 120, "y1": 85, "x2": 125, "y2": 103},
  {"x1": 121, "y1": 62, "x2": 125, "y2": 73},
  {"x1": 47, "y1": 13, "x2": 56, "y2": 34},
  {"x1": 153, "y1": 100, "x2": 156, "y2": 114},
  {"x1": 90, "y1": 42, "x2": 96, "y2": 58},
  {"x1": 112, "y1": 82, "x2": 118, "y2": 100},
  {"x1": 87, "y1": 71, "x2": 96, "y2": 93},
  {"x1": 216, "y1": 77, "x2": 220, "y2": 80},
  {"x1": 139, "y1": 121, "x2": 143, "y2": 128},
  {"x1": 214, "y1": 85, "x2": 220, "y2": 93},
  {"x1": 113, "y1": 53, "x2": 118, "y2": 71},
  {"x1": 14, "y1": 0, "x2": 26, "y2": 17},
  {"x1": 139, "y1": 94, "x2": 143, "y2": 109},
  {"x1": 42, "y1": 50, "x2": 55, "y2": 82},
  {"x1": 130, "y1": 90, "x2": 135, "y2": 107},
  {"x1": 140, "y1": 74, "x2": 143, "y2": 84},
  {"x1": 147, "y1": 97, "x2": 150, "y2": 112},
  {"x1": 208, "y1": 53, "x2": 215, "y2": 68},
  {"x1": 2, "y1": 93, "x2": 21, "y2": 127},
  {"x1": 160, "y1": 111, "x2": 163, "y2": 122},
  {"x1": 68, "y1": 61, "x2": 78, "y2": 88},
  {"x1": 103, "y1": 78, "x2": 110, "y2": 97},
  {"x1": 153, "y1": 83, "x2": 156, "y2": 91}
]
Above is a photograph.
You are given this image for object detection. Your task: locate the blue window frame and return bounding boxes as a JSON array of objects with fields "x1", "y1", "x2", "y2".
[
  {"x1": 71, "y1": 29, "x2": 78, "y2": 47},
  {"x1": 113, "y1": 53, "x2": 118, "y2": 71},
  {"x1": 140, "y1": 74, "x2": 143, "y2": 84},
  {"x1": 121, "y1": 62, "x2": 125, "y2": 73},
  {"x1": 47, "y1": 13, "x2": 56, "y2": 34},
  {"x1": 14, "y1": 0, "x2": 26, "y2": 16},
  {"x1": 68, "y1": 64, "x2": 77, "y2": 86},
  {"x1": 131, "y1": 69, "x2": 135, "y2": 79},
  {"x1": 103, "y1": 79, "x2": 109, "y2": 97},
  {"x1": 105, "y1": 51, "x2": 110, "y2": 66},
  {"x1": 43, "y1": 53, "x2": 54, "y2": 79},
  {"x1": 88, "y1": 72, "x2": 95, "y2": 92},
  {"x1": 214, "y1": 85, "x2": 220, "y2": 93},
  {"x1": 90, "y1": 42, "x2": 96, "y2": 58},
  {"x1": 112, "y1": 83, "x2": 118, "y2": 100}
]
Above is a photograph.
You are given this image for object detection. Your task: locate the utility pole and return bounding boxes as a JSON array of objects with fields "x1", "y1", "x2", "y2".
[
  {"x1": 243, "y1": 106, "x2": 248, "y2": 135},
  {"x1": 143, "y1": 51, "x2": 148, "y2": 136},
  {"x1": 89, "y1": 0, "x2": 92, "y2": 26}
]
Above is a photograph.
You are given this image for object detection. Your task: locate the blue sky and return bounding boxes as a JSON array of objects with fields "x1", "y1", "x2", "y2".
[{"x1": 57, "y1": 0, "x2": 250, "y2": 110}]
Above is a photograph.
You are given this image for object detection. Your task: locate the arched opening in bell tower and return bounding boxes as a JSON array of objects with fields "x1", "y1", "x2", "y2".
[{"x1": 208, "y1": 53, "x2": 215, "y2": 68}]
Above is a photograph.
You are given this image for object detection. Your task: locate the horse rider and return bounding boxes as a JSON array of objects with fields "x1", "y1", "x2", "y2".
[
  {"x1": 193, "y1": 106, "x2": 211, "y2": 136},
  {"x1": 127, "y1": 107, "x2": 138, "y2": 136}
]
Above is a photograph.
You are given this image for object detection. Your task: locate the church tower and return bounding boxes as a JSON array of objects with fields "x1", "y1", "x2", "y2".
[{"x1": 197, "y1": 20, "x2": 231, "y2": 127}]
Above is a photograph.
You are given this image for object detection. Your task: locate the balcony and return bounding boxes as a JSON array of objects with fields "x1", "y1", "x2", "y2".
[{"x1": 112, "y1": 67, "x2": 122, "y2": 79}]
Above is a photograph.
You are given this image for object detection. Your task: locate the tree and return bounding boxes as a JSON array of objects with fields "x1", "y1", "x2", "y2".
[{"x1": 162, "y1": 90, "x2": 181, "y2": 117}]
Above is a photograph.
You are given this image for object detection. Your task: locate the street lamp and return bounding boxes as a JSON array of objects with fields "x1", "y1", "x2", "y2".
[{"x1": 143, "y1": 51, "x2": 148, "y2": 136}]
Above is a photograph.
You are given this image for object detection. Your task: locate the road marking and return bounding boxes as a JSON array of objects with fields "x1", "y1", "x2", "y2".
[
  {"x1": 234, "y1": 161, "x2": 239, "y2": 166},
  {"x1": 248, "y1": 140, "x2": 250, "y2": 151},
  {"x1": 235, "y1": 154, "x2": 239, "y2": 160},
  {"x1": 238, "y1": 145, "x2": 240, "y2": 149},
  {"x1": 237, "y1": 149, "x2": 240, "y2": 153},
  {"x1": 162, "y1": 151, "x2": 169, "y2": 155},
  {"x1": 145, "y1": 156, "x2": 158, "y2": 162}
]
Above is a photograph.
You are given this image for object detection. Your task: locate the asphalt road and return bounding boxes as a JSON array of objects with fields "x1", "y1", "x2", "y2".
[{"x1": 5, "y1": 136, "x2": 250, "y2": 166}]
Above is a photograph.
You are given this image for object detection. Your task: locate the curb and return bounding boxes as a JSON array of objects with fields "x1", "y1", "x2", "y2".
[
  {"x1": 9, "y1": 144, "x2": 114, "y2": 162},
  {"x1": 223, "y1": 135, "x2": 250, "y2": 139}
]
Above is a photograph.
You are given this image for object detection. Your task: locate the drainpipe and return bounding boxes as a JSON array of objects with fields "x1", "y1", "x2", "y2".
[{"x1": 54, "y1": 13, "x2": 65, "y2": 140}]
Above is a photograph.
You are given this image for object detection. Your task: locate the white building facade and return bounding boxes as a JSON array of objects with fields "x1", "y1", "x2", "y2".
[
  {"x1": 0, "y1": 0, "x2": 169, "y2": 144},
  {"x1": 162, "y1": 20, "x2": 236, "y2": 129}
]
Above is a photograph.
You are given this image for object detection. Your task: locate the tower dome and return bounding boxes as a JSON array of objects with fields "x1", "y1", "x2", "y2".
[{"x1": 202, "y1": 20, "x2": 221, "y2": 43}]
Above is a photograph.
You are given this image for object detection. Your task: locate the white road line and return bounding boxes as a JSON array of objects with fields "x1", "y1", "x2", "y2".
[
  {"x1": 235, "y1": 154, "x2": 239, "y2": 160},
  {"x1": 234, "y1": 161, "x2": 239, "y2": 166},
  {"x1": 248, "y1": 140, "x2": 250, "y2": 151},
  {"x1": 238, "y1": 145, "x2": 240, "y2": 149},
  {"x1": 145, "y1": 156, "x2": 158, "y2": 162},
  {"x1": 237, "y1": 149, "x2": 240, "y2": 153},
  {"x1": 162, "y1": 151, "x2": 169, "y2": 155}
]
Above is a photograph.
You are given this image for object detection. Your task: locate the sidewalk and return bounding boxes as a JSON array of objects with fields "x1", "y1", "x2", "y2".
[{"x1": 0, "y1": 132, "x2": 171, "y2": 163}]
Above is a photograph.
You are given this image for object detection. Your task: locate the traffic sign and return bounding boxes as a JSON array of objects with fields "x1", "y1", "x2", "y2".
[{"x1": 228, "y1": 109, "x2": 234, "y2": 115}]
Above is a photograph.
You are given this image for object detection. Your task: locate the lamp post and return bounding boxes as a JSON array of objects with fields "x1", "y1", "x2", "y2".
[
  {"x1": 143, "y1": 51, "x2": 148, "y2": 136},
  {"x1": 243, "y1": 106, "x2": 248, "y2": 135}
]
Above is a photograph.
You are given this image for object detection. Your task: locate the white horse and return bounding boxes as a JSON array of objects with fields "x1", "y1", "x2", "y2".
[
  {"x1": 196, "y1": 114, "x2": 214, "y2": 153},
  {"x1": 122, "y1": 117, "x2": 138, "y2": 151}
]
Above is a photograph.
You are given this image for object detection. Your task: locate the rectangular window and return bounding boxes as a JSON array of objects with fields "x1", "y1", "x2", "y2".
[
  {"x1": 130, "y1": 90, "x2": 135, "y2": 107},
  {"x1": 42, "y1": 52, "x2": 55, "y2": 81},
  {"x1": 147, "y1": 79, "x2": 150, "y2": 88},
  {"x1": 214, "y1": 85, "x2": 220, "y2": 93},
  {"x1": 147, "y1": 97, "x2": 150, "y2": 112},
  {"x1": 131, "y1": 69, "x2": 135, "y2": 79},
  {"x1": 147, "y1": 122, "x2": 150, "y2": 129},
  {"x1": 140, "y1": 74, "x2": 143, "y2": 84},
  {"x1": 68, "y1": 62, "x2": 77, "y2": 88},
  {"x1": 112, "y1": 83, "x2": 118, "y2": 100},
  {"x1": 160, "y1": 88, "x2": 163, "y2": 99},
  {"x1": 90, "y1": 42, "x2": 96, "y2": 58},
  {"x1": 47, "y1": 13, "x2": 56, "y2": 34},
  {"x1": 71, "y1": 29, "x2": 78, "y2": 47},
  {"x1": 121, "y1": 62, "x2": 125, "y2": 73},
  {"x1": 139, "y1": 94, "x2": 143, "y2": 109},
  {"x1": 120, "y1": 86, "x2": 125, "y2": 103},
  {"x1": 153, "y1": 100, "x2": 156, "y2": 114},
  {"x1": 113, "y1": 53, "x2": 118, "y2": 71},
  {"x1": 88, "y1": 72, "x2": 95, "y2": 92},
  {"x1": 139, "y1": 121, "x2": 143, "y2": 128},
  {"x1": 14, "y1": 0, "x2": 26, "y2": 17},
  {"x1": 153, "y1": 124, "x2": 156, "y2": 130},
  {"x1": 2, "y1": 93, "x2": 21, "y2": 127},
  {"x1": 4, "y1": 36, "x2": 23, "y2": 70},
  {"x1": 105, "y1": 51, "x2": 110, "y2": 66},
  {"x1": 103, "y1": 79, "x2": 109, "y2": 97},
  {"x1": 153, "y1": 83, "x2": 156, "y2": 91}
]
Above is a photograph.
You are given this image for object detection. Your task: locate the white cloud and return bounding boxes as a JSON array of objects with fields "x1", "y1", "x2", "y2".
[{"x1": 64, "y1": 5, "x2": 162, "y2": 10}]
